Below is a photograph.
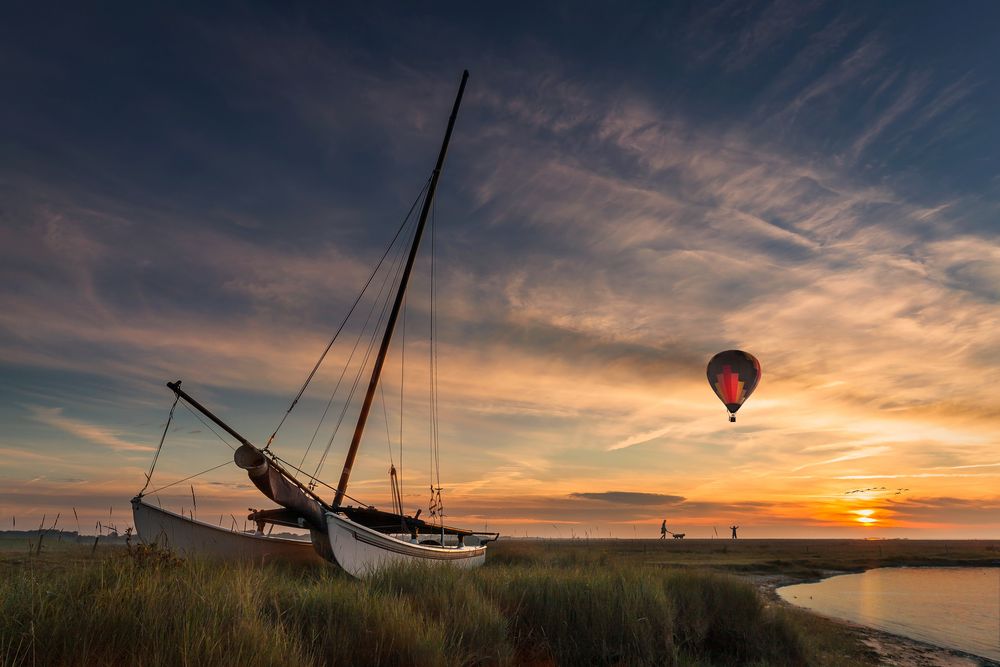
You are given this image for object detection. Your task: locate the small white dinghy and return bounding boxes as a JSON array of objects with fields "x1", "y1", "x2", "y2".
[
  {"x1": 131, "y1": 497, "x2": 323, "y2": 564},
  {"x1": 325, "y1": 511, "x2": 486, "y2": 578}
]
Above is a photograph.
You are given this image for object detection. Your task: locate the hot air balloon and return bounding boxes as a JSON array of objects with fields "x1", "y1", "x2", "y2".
[{"x1": 707, "y1": 350, "x2": 760, "y2": 422}]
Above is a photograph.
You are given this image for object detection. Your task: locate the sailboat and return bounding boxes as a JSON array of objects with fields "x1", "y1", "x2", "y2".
[
  {"x1": 131, "y1": 494, "x2": 323, "y2": 564},
  {"x1": 131, "y1": 390, "x2": 324, "y2": 563},
  {"x1": 134, "y1": 70, "x2": 497, "y2": 577}
]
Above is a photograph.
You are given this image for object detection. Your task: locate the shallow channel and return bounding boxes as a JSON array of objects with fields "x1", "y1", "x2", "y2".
[{"x1": 778, "y1": 567, "x2": 1000, "y2": 661}]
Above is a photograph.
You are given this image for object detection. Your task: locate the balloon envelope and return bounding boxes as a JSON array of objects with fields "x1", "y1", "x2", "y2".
[{"x1": 706, "y1": 350, "x2": 761, "y2": 421}]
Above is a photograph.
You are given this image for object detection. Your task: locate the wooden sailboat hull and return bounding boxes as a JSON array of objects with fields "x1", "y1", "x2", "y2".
[
  {"x1": 131, "y1": 498, "x2": 324, "y2": 564},
  {"x1": 325, "y1": 511, "x2": 486, "y2": 578}
]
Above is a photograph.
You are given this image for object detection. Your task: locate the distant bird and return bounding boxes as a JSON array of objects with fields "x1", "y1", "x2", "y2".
[{"x1": 845, "y1": 486, "x2": 894, "y2": 496}]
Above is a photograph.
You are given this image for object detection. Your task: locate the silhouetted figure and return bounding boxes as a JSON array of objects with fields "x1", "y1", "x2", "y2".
[
  {"x1": 660, "y1": 520, "x2": 667, "y2": 539},
  {"x1": 730, "y1": 525, "x2": 739, "y2": 539}
]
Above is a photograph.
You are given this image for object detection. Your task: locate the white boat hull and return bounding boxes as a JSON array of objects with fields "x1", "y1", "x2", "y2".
[
  {"x1": 325, "y1": 511, "x2": 487, "y2": 578},
  {"x1": 131, "y1": 498, "x2": 324, "y2": 564}
]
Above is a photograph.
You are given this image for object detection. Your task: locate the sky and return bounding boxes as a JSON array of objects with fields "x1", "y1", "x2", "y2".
[{"x1": 2, "y1": 1, "x2": 999, "y2": 538}]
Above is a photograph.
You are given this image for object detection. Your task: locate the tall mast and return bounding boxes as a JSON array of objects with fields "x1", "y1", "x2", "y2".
[{"x1": 333, "y1": 70, "x2": 469, "y2": 507}]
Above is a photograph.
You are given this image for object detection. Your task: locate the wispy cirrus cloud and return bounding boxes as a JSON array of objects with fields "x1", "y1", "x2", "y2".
[
  {"x1": 792, "y1": 446, "x2": 893, "y2": 471},
  {"x1": 27, "y1": 406, "x2": 153, "y2": 452},
  {"x1": 1, "y1": 2, "x2": 998, "y2": 538}
]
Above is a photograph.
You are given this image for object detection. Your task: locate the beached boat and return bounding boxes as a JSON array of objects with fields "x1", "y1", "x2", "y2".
[
  {"x1": 130, "y1": 496, "x2": 322, "y2": 564},
  {"x1": 144, "y1": 70, "x2": 497, "y2": 576},
  {"x1": 130, "y1": 391, "x2": 324, "y2": 565},
  {"x1": 325, "y1": 512, "x2": 486, "y2": 578}
]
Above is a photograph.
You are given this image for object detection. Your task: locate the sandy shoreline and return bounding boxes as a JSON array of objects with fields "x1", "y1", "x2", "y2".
[{"x1": 749, "y1": 572, "x2": 999, "y2": 667}]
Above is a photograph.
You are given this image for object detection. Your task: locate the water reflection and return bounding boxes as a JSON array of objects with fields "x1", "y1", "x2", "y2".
[{"x1": 779, "y1": 567, "x2": 999, "y2": 661}]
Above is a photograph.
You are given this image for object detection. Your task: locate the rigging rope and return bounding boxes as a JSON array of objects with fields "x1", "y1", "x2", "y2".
[
  {"x1": 269, "y1": 453, "x2": 367, "y2": 506},
  {"x1": 399, "y1": 292, "x2": 406, "y2": 506},
  {"x1": 138, "y1": 394, "x2": 180, "y2": 496},
  {"x1": 428, "y1": 196, "x2": 444, "y2": 526},
  {"x1": 379, "y1": 379, "x2": 395, "y2": 468},
  {"x1": 297, "y1": 222, "x2": 412, "y2": 471},
  {"x1": 381, "y1": 279, "x2": 408, "y2": 515},
  {"x1": 379, "y1": 290, "x2": 407, "y2": 505},
  {"x1": 312, "y1": 213, "x2": 419, "y2": 482},
  {"x1": 265, "y1": 178, "x2": 432, "y2": 451},
  {"x1": 178, "y1": 401, "x2": 237, "y2": 451},
  {"x1": 145, "y1": 460, "x2": 234, "y2": 496}
]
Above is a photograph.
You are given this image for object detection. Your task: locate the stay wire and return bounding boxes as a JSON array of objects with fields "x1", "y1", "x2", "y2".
[
  {"x1": 269, "y1": 453, "x2": 367, "y2": 506},
  {"x1": 145, "y1": 460, "x2": 234, "y2": 496},
  {"x1": 138, "y1": 394, "x2": 180, "y2": 496},
  {"x1": 429, "y1": 196, "x2": 443, "y2": 525},
  {"x1": 313, "y1": 214, "x2": 419, "y2": 481},
  {"x1": 379, "y1": 286, "x2": 407, "y2": 507},
  {"x1": 310, "y1": 265, "x2": 396, "y2": 482},
  {"x1": 313, "y1": 212, "x2": 418, "y2": 479},
  {"x1": 178, "y1": 401, "x2": 237, "y2": 451},
  {"x1": 298, "y1": 213, "x2": 415, "y2": 471},
  {"x1": 265, "y1": 178, "x2": 432, "y2": 451},
  {"x1": 312, "y1": 304, "x2": 386, "y2": 481},
  {"x1": 379, "y1": 378, "x2": 395, "y2": 468},
  {"x1": 432, "y1": 199, "x2": 441, "y2": 489},
  {"x1": 399, "y1": 292, "x2": 406, "y2": 503}
]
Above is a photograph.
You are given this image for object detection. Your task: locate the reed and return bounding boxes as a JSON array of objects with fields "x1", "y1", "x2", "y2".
[{"x1": 0, "y1": 542, "x2": 825, "y2": 667}]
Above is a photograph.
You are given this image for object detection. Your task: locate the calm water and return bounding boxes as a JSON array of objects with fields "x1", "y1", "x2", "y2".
[{"x1": 778, "y1": 567, "x2": 1000, "y2": 661}]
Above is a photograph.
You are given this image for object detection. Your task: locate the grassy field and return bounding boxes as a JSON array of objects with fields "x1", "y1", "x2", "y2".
[
  {"x1": 491, "y1": 537, "x2": 1000, "y2": 578},
  {"x1": 1, "y1": 536, "x2": 997, "y2": 666}
]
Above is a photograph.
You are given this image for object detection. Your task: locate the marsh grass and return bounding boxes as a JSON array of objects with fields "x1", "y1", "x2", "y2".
[{"x1": 0, "y1": 545, "x2": 820, "y2": 666}]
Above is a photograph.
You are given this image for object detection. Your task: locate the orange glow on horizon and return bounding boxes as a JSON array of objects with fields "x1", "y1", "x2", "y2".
[{"x1": 853, "y1": 508, "x2": 878, "y2": 526}]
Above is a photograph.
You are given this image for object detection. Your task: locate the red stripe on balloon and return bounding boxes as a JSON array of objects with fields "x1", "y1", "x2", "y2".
[{"x1": 723, "y1": 365, "x2": 739, "y2": 403}]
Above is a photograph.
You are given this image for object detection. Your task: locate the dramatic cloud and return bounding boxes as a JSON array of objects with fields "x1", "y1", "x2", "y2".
[
  {"x1": 1, "y1": 2, "x2": 998, "y2": 537},
  {"x1": 27, "y1": 407, "x2": 153, "y2": 453}
]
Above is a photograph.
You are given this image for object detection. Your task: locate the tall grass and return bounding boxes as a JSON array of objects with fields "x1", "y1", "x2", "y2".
[
  {"x1": 1, "y1": 551, "x2": 307, "y2": 666},
  {"x1": 0, "y1": 544, "x2": 814, "y2": 666}
]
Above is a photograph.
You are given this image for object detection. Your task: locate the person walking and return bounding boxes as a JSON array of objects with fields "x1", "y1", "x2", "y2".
[
  {"x1": 660, "y1": 520, "x2": 667, "y2": 539},
  {"x1": 730, "y1": 524, "x2": 739, "y2": 539}
]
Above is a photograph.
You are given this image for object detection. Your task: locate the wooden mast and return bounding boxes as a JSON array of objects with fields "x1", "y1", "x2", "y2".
[{"x1": 333, "y1": 70, "x2": 469, "y2": 507}]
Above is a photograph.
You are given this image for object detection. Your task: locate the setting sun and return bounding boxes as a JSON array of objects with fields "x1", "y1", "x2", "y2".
[{"x1": 854, "y1": 509, "x2": 878, "y2": 526}]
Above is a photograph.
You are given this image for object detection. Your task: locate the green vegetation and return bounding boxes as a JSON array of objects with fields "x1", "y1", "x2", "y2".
[
  {"x1": 489, "y1": 537, "x2": 1000, "y2": 577},
  {"x1": 2, "y1": 537, "x2": 995, "y2": 666}
]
